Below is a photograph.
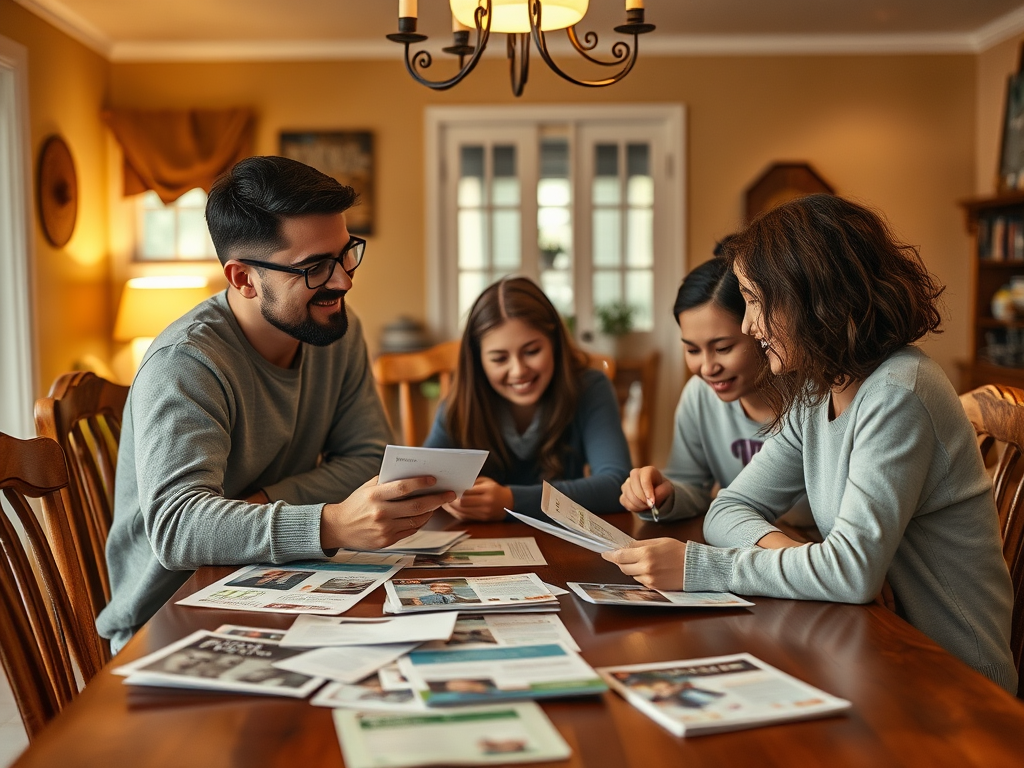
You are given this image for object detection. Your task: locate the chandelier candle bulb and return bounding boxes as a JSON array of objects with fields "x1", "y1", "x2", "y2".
[
  {"x1": 452, "y1": 12, "x2": 471, "y2": 32},
  {"x1": 399, "y1": 0, "x2": 418, "y2": 18}
]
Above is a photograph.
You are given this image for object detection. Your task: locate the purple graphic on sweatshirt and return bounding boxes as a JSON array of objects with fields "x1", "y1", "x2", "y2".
[{"x1": 731, "y1": 438, "x2": 764, "y2": 466}]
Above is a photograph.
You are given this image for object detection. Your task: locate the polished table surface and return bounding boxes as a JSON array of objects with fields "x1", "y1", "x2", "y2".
[{"x1": 14, "y1": 512, "x2": 1024, "y2": 768}]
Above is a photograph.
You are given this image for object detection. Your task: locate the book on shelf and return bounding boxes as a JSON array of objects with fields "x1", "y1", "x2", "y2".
[{"x1": 599, "y1": 653, "x2": 851, "y2": 737}]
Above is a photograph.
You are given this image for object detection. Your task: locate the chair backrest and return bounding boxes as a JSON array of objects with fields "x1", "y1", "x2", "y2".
[
  {"x1": 0, "y1": 433, "x2": 106, "y2": 738},
  {"x1": 34, "y1": 371, "x2": 128, "y2": 630},
  {"x1": 959, "y1": 383, "x2": 1024, "y2": 694},
  {"x1": 586, "y1": 352, "x2": 616, "y2": 382},
  {"x1": 373, "y1": 341, "x2": 461, "y2": 446}
]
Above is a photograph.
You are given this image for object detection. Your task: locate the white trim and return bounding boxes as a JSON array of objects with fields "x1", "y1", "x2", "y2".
[
  {"x1": 10, "y1": 0, "x2": 112, "y2": 57},
  {"x1": 108, "y1": 38, "x2": 400, "y2": 62},
  {"x1": 0, "y1": 35, "x2": 38, "y2": 439},
  {"x1": 971, "y1": 6, "x2": 1024, "y2": 53}
]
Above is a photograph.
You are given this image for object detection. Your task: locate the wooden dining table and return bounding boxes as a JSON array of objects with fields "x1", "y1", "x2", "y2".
[{"x1": 13, "y1": 511, "x2": 1024, "y2": 768}]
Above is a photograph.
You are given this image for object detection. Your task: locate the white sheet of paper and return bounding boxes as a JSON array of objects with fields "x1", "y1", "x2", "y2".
[
  {"x1": 420, "y1": 613, "x2": 580, "y2": 653},
  {"x1": 379, "y1": 529, "x2": 469, "y2": 554},
  {"x1": 378, "y1": 445, "x2": 488, "y2": 498},
  {"x1": 407, "y1": 537, "x2": 547, "y2": 568},
  {"x1": 312, "y1": 680, "x2": 425, "y2": 712},
  {"x1": 272, "y1": 642, "x2": 420, "y2": 684},
  {"x1": 506, "y1": 510, "x2": 613, "y2": 553},
  {"x1": 280, "y1": 613, "x2": 458, "y2": 648},
  {"x1": 540, "y1": 482, "x2": 636, "y2": 550}
]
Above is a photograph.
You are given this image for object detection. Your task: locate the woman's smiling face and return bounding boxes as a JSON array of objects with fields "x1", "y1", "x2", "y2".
[
  {"x1": 478, "y1": 318, "x2": 556, "y2": 414},
  {"x1": 678, "y1": 301, "x2": 762, "y2": 402},
  {"x1": 734, "y1": 264, "x2": 790, "y2": 375}
]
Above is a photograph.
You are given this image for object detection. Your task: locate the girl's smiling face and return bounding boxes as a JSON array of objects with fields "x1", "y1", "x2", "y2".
[
  {"x1": 479, "y1": 318, "x2": 556, "y2": 417},
  {"x1": 735, "y1": 264, "x2": 790, "y2": 375},
  {"x1": 678, "y1": 301, "x2": 762, "y2": 402}
]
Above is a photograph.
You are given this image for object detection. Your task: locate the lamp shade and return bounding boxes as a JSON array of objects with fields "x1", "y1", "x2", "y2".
[
  {"x1": 450, "y1": 0, "x2": 588, "y2": 33},
  {"x1": 114, "y1": 276, "x2": 210, "y2": 341}
]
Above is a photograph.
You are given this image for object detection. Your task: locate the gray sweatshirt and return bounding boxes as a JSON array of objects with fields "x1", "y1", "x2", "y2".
[
  {"x1": 684, "y1": 347, "x2": 1017, "y2": 694},
  {"x1": 96, "y1": 292, "x2": 391, "y2": 653},
  {"x1": 644, "y1": 375, "x2": 766, "y2": 522}
]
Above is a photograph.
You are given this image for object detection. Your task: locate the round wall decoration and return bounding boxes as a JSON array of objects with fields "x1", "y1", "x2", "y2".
[{"x1": 37, "y1": 134, "x2": 78, "y2": 247}]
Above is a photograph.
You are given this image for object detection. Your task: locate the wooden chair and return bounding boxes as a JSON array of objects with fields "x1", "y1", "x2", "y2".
[
  {"x1": 586, "y1": 352, "x2": 616, "y2": 382},
  {"x1": 959, "y1": 384, "x2": 1024, "y2": 695},
  {"x1": 373, "y1": 341, "x2": 461, "y2": 446},
  {"x1": 0, "y1": 433, "x2": 107, "y2": 738},
  {"x1": 34, "y1": 371, "x2": 128, "y2": 636}
]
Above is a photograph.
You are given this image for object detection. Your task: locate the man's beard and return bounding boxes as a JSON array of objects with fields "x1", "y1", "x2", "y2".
[{"x1": 260, "y1": 283, "x2": 349, "y2": 347}]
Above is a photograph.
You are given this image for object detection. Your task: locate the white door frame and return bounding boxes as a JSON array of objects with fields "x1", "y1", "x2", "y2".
[{"x1": 0, "y1": 35, "x2": 37, "y2": 439}]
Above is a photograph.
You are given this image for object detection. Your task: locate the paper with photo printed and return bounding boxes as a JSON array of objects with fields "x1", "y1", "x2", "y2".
[
  {"x1": 176, "y1": 558, "x2": 407, "y2": 615},
  {"x1": 406, "y1": 537, "x2": 547, "y2": 568},
  {"x1": 567, "y1": 582, "x2": 754, "y2": 609},
  {"x1": 383, "y1": 573, "x2": 557, "y2": 614}
]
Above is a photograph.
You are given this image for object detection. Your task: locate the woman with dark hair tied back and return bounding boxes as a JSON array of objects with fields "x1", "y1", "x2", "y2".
[
  {"x1": 424, "y1": 277, "x2": 631, "y2": 520},
  {"x1": 605, "y1": 194, "x2": 1017, "y2": 694},
  {"x1": 619, "y1": 249, "x2": 775, "y2": 522}
]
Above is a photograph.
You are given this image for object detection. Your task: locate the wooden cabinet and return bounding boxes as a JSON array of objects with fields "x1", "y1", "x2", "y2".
[{"x1": 959, "y1": 192, "x2": 1024, "y2": 391}]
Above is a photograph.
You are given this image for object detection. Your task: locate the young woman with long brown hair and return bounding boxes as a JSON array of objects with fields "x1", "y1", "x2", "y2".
[
  {"x1": 424, "y1": 277, "x2": 631, "y2": 520},
  {"x1": 605, "y1": 194, "x2": 1017, "y2": 693}
]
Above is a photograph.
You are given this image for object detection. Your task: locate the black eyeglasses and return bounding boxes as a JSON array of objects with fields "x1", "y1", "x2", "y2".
[{"x1": 237, "y1": 236, "x2": 366, "y2": 290}]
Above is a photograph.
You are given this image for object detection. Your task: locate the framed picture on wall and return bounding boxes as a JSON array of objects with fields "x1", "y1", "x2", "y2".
[
  {"x1": 999, "y1": 47, "x2": 1024, "y2": 191},
  {"x1": 279, "y1": 131, "x2": 375, "y2": 235}
]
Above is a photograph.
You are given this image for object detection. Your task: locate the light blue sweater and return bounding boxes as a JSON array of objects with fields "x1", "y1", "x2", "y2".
[{"x1": 684, "y1": 347, "x2": 1017, "y2": 693}]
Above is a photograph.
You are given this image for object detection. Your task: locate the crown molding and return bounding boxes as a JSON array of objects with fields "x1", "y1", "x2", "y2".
[
  {"x1": 970, "y1": 6, "x2": 1024, "y2": 52},
  {"x1": 15, "y1": 0, "x2": 1024, "y2": 64},
  {"x1": 11, "y1": 0, "x2": 111, "y2": 57}
]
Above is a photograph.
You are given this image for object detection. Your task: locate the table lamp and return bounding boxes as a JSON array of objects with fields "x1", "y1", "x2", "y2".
[{"x1": 114, "y1": 276, "x2": 210, "y2": 369}]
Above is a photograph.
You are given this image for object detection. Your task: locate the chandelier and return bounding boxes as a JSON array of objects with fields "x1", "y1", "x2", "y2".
[{"x1": 387, "y1": 1, "x2": 656, "y2": 97}]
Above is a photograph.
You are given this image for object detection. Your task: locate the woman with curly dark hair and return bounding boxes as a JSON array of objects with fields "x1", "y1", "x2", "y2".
[
  {"x1": 604, "y1": 195, "x2": 1016, "y2": 693},
  {"x1": 424, "y1": 276, "x2": 630, "y2": 521}
]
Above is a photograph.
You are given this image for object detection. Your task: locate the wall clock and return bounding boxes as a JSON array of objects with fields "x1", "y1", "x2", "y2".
[{"x1": 37, "y1": 134, "x2": 78, "y2": 247}]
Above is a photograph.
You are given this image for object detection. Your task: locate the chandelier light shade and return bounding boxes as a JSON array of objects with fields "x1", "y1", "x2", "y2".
[{"x1": 387, "y1": 0, "x2": 655, "y2": 97}]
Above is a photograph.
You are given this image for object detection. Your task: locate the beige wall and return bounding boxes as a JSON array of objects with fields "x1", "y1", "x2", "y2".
[
  {"x1": 111, "y1": 52, "x2": 976, "y2": 380},
  {"x1": 0, "y1": 0, "x2": 112, "y2": 395},
  {"x1": 977, "y1": 33, "x2": 1024, "y2": 195}
]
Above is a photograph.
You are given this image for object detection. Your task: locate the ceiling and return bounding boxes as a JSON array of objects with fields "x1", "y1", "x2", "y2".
[{"x1": 14, "y1": 0, "x2": 1024, "y2": 60}]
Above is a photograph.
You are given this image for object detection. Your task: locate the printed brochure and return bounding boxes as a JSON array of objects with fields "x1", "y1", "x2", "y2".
[
  {"x1": 599, "y1": 653, "x2": 852, "y2": 737},
  {"x1": 406, "y1": 537, "x2": 547, "y2": 568},
  {"x1": 398, "y1": 642, "x2": 606, "y2": 706},
  {"x1": 383, "y1": 573, "x2": 558, "y2": 614},
  {"x1": 113, "y1": 630, "x2": 324, "y2": 698},
  {"x1": 507, "y1": 482, "x2": 635, "y2": 553},
  {"x1": 334, "y1": 702, "x2": 571, "y2": 768},
  {"x1": 176, "y1": 558, "x2": 406, "y2": 615},
  {"x1": 420, "y1": 613, "x2": 580, "y2": 653},
  {"x1": 378, "y1": 445, "x2": 488, "y2": 498},
  {"x1": 568, "y1": 582, "x2": 754, "y2": 609}
]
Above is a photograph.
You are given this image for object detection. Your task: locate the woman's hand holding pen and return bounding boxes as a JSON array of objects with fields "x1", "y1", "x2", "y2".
[{"x1": 620, "y1": 467, "x2": 673, "y2": 520}]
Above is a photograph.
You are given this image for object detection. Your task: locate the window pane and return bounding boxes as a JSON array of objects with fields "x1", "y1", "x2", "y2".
[
  {"x1": 537, "y1": 178, "x2": 570, "y2": 207},
  {"x1": 492, "y1": 209, "x2": 521, "y2": 270},
  {"x1": 626, "y1": 208, "x2": 653, "y2": 268},
  {"x1": 626, "y1": 269, "x2": 654, "y2": 331},
  {"x1": 142, "y1": 208, "x2": 175, "y2": 259},
  {"x1": 540, "y1": 269, "x2": 574, "y2": 318},
  {"x1": 592, "y1": 209, "x2": 621, "y2": 267},
  {"x1": 626, "y1": 143, "x2": 649, "y2": 177},
  {"x1": 492, "y1": 145, "x2": 519, "y2": 205},
  {"x1": 627, "y1": 175, "x2": 654, "y2": 207},
  {"x1": 459, "y1": 271, "x2": 488, "y2": 326},
  {"x1": 177, "y1": 187, "x2": 208, "y2": 207},
  {"x1": 458, "y1": 209, "x2": 486, "y2": 269},
  {"x1": 460, "y1": 146, "x2": 485, "y2": 206},
  {"x1": 540, "y1": 139, "x2": 569, "y2": 178},
  {"x1": 177, "y1": 209, "x2": 213, "y2": 259},
  {"x1": 593, "y1": 144, "x2": 620, "y2": 205},
  {"x1": 593, "y1": 270, "x2": 622, "y2": 310}
]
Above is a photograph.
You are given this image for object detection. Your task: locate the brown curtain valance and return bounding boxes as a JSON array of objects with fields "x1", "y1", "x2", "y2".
[{"x1": 102, "y1": 108, "x2": 255, "y2": 204}]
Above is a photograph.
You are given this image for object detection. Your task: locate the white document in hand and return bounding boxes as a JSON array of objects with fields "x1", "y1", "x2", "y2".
[
  {"x1": 280, "y1": 613, "x2": 458, "y2": 648},
  {"x1": 506, "y1": 483, "x2": 635, "y2": 553},
  {"x1": 378, "y1": 445, "x2": 488, "y2": 498}
]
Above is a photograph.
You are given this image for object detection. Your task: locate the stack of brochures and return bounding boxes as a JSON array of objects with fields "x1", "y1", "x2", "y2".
[
  {"x1": 568, "y1": 581, "x2": 753, "y2": 609},
  {"x1": 382, "y1": 574, "x2": 560, "y2": 614},
  {"x1": 599, "y1": 653, "x2": 851, "y2": 736}
]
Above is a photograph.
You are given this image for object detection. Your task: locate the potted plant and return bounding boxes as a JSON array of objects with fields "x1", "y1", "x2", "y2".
[{"x1": 595, "y1": 301, "x2": 636, "y2": 357}]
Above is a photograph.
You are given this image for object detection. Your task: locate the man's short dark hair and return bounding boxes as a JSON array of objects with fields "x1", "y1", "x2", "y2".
[{"x1": 206, "y1": 156, "x2": 358, "y2": 265}]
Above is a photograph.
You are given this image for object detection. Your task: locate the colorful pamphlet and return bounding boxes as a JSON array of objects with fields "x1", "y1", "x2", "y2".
[
  {"x1": 599, "y1": 653, "x2": 852, "y2": 736},
  {"x1": 334, "y1": 703, "x2": 571, "y2": 768},
  {"x1": 398, "y1": 643, "x2": 606, "y2": 706},
  {"x1": 176, "y1": 557, "x2": 407, "y2": 615},
  {"x1": 406, "y1": 537, "x2": 547, "y2": 568},
  {"x1": 567, "y1": 582, "x2": 754, "y2": 609},
  {"x1": 383, "y1": 573, "x2": 558, "y2": 614},
  {"x1": 113, "y1": 630, "x2": 324, "y2": 698}
]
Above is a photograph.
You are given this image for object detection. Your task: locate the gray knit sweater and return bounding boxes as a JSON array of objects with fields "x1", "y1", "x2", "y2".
[
  {"x1": 684, "y1": 347, "x2": 1017, "y2": 694},
  {"x1": 96, "y1": 292, "x2": 390, "y2": 653}
]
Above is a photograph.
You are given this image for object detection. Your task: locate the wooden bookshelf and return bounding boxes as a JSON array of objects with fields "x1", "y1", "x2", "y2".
[{"x1": 959, "y1": 191, "x2": 1024, "y2": 391}]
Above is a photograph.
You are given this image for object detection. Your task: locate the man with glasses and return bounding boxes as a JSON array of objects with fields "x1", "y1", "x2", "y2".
[{"x1": 98, "y1": 156, "x2": 454, "y2": 654}]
